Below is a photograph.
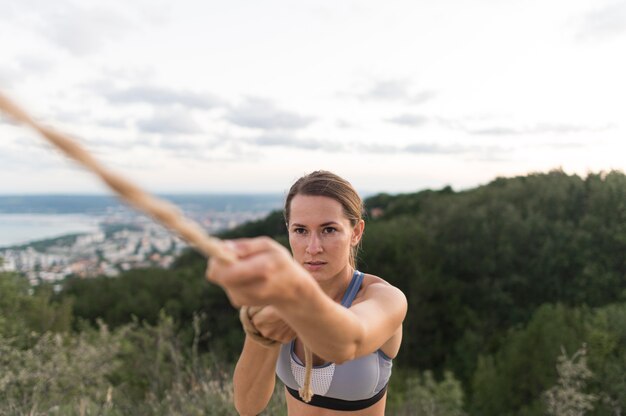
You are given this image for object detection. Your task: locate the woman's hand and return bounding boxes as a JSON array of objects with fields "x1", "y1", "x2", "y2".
[
  {"x1": 250, "y1": 305, "x2": 296, "y2": 344},
  {"x1": 206, "y1": 237, "x2": 309, "y2": 308}
]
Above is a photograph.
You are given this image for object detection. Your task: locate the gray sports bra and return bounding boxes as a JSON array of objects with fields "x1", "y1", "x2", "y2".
[{"x1": 275, "y1": 270, "x2": 393, "y2": 406}]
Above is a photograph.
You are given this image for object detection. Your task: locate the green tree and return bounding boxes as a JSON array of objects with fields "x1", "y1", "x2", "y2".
[
  {"x1": 471, "y1": 304, "x2": 588, "y2": 416},
  {"x1": 585, "y1": 303, "x2": 626, "y2": 415},
  {"x1": 0, "y1": 272, "x2": 73, "y2": 339}
]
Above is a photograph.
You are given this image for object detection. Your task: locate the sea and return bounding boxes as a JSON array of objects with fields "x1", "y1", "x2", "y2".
[
  {"x1": 0, "y1": 213, "x2": 101, "y2": 247},
  {"x1": 0, "y1": 194, "x2": 283, "y2": 248}
]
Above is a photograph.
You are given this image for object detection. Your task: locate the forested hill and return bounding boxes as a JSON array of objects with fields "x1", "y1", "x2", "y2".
[{"x1": 56, "y1": 169, "x2": 626, "y2": 415}]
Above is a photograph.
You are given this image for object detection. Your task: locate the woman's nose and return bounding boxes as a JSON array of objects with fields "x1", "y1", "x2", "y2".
[{"x1": 306, "y1": 233, "x2": 323, "y2": 254}]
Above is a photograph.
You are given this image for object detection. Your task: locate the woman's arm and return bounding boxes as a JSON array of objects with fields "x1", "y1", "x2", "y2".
[
  {"x1": 207, "y1": 237, "x2": 407, "y2": 364},
  {"x1": 276, "y1": 279, "x2": 407, "y2": 363},
  {"x1": 233, "y1": 336, "x2": 281, "y2": 416}
]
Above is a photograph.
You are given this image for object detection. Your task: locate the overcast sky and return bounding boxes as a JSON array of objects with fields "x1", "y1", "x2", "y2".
[{"x1": 1, "y1": 0, "x2": 624, "y2": 195}]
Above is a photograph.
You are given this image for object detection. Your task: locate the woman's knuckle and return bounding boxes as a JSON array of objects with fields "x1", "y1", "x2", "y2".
[{"x1": 263, "y1": 257, "x2": 279, "y2": 275}]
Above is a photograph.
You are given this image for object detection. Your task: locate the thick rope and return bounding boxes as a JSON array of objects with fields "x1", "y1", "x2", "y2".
[
  {"x1": 300, "y1": 344, "x2": 314, "y2": 402},
  {"x1": 239, "y1": 306, "x2": 278, "y2": 347},
  {"x1": 0, "y1": 92, "x2": 235, "y2": 263},
  {"x1": 0, "y1": 91, "x2": 315, "y2": 403}
]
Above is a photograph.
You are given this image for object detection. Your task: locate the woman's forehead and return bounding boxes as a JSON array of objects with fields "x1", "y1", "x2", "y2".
[{"x1": 289, "y1": 194, "x2": 347, "y2": 223}]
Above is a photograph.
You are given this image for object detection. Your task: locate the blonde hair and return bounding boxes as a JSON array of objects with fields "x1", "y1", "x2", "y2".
[{"x1": 284, "y1": 171, "x2": 364, "y2": 268}]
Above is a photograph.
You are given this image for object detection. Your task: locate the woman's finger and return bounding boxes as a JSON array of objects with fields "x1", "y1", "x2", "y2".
[
  {"x1": 214, "y1": 250, "x2": 283, "y2": 287},
  {"x1": 205, "y1": 236, "x2": 306, "y2": 305},
  {"x1": 205, "y1": 257, "x2": 229, "y2": 285},
  {"x1": 228, "y1": 236, "x2": 288, "y2": 258},
  {"x1": 205, "y1": 238, "x2": 273, "y2": 284}
]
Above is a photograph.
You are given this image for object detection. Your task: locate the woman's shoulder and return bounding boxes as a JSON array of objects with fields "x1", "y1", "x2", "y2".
[
  {"x1": 354, "y1": 272, "x2": 406, "y2": 306},
  {"x1": 361, "y1": 272, "x2": 401, "y2": 292},
  {"x1": 361, "y1": 272, "x2": 390, "y2": 286},
  {"x1": 353, "y1": 272, "x2": 407, "y2": 359}
]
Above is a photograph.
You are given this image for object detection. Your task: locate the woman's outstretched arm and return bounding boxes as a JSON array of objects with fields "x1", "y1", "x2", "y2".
[
  {"x1": 207, "y1": 237, "x2": 407, "y2": 364},
  {"x1": 276, "y1": 278, "x2": 406, "y2": 363}
]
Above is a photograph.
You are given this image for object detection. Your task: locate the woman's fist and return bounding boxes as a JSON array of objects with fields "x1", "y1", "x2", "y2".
[
  {"x1": 248, "y1": 305, "x2": 296, "y2": 344},
  {"x1": 205, "y1": 237, "x2": 308, "y2": 308}
]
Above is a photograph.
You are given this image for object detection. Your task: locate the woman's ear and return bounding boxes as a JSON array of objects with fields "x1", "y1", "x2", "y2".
[{"x1": 351, "y1": 219, "x2": 365, "y2": 246}]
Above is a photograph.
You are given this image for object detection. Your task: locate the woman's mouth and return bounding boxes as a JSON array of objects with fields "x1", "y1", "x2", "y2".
[{"x1": 304, "y1": 261, "x2": 327, "y2": 271}]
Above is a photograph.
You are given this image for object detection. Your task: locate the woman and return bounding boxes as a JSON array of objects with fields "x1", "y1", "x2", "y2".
[{"x1": 206, "y1": 171, "x2": 407, "y2": 415}]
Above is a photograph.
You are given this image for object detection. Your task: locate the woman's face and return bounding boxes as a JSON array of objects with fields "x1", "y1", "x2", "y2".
[{"x1": 288, "y1": 194, "x2": 363, "y2": 282}]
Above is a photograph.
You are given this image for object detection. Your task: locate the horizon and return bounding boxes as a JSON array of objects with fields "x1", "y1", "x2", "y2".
[{"x1": 0, "y1": 166, "x2": 623, "y2": 197}]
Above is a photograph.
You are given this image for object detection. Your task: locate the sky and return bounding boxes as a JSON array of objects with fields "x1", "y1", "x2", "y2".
[{"x1": 1, "y1": 0, "x2": 625, "y2": 195}]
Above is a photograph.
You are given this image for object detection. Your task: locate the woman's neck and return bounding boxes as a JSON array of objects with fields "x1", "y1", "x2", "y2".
[{"x1": 318, "y1": 264, "x2": 354, "y2": 303}]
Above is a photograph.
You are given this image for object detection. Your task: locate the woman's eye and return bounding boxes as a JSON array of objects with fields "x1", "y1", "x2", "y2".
[
  {"x1": 323, "y1": 227, "x2": 337, "y2": 234},
  {"x1": 293, "y1": 228, "x2": 306, "y2": 234}
]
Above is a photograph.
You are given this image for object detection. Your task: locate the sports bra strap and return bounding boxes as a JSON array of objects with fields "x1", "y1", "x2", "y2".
[{"x1": 340, "y1": 270, "x2": 364, "y2": 307}]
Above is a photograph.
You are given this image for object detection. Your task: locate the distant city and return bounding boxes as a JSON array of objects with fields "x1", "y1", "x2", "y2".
[{"x1": 0, "y1": 194, "x2": 283, "y2": 284}]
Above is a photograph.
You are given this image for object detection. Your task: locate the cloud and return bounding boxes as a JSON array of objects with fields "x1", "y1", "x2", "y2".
[
  {"x1": 538, "y1": 142, "x2": 587, "y2": 149},
  {"x1": 136, "y1": 110, "x2": 203, "y2": 134},
  {"x1": 81, "y1": 133, "x2": 232, "y2": 162},
  {"x1": 96, "y1": 118, "x2": 129, "y2": 129},
  {"x1": 467, "y1": 122, "x2": 613, "y2": 136},
  {"x1": 50, "y1": 108, "x2": 130, "y2": 130},
  {"x1": 101, "y1": 85, "x2": 223, "y2": 109},
  {"x1": 227, "y1": 98, "x2": 315, "y2": 130},
  {"x1": 357, "y1": 142, "x2": 462, "y2": 155},
  {"x1": 253, "y1": 134, "x2": 341, "y2": 151},
  {"x1": 53, "y1": 109, "x2": 92, "y2": 124},
  {"x1": 364, "y1": 79, "x2": 410, "y2": 100},
  {"x1": 1, "y1": 0, "x2": 172, "y2": 56},
  {"x1": 39, "y1": 3, "x2": 133, "y2": 56},
  {"x1": 0, "y1": 55, "x2": 54, "y2": 84},
  {"x1": 84, "y1": 133, "x2": 237, "y2": 162},
  {"x1": 429, "y1": 115, "x2": 614, "y2": 136},
  {"x1": 0, "y1": 67, "x2": 19, "y2": 85},
  {"x1": 73, "y1": 138, "x2": 138, "y2": 160},
  {"x1": 357, "y1": 139, "x2": 506, "y2": 158},
  {"x1": 335, "y1": 119, "x2": 353, "y2": 129},
  {"x1": 468, "y1": 127, "x2": 520, "y2": 136},
  {"x1": 358, "y1": 141, "x2": 490, "y2": 156},
  {"x1": 358, "y1": 79, "x2": 436, "y2": 104},
  {"x1": 0, "y1": 114, "x2": 23, "y2": 128},
  {"x1": 576, "y1": 1, "x2": 626, "y2": 41},
  {"x1": 249, "y1": 133, "x2": 478, "y2": 156},
  {"x1": 386, "y1": 114, "x2": 429, "y2": 127},
  {"x1": 403, "y1": 143, "x2": 466, "y2": 154},
  {"x1": 410, "y1": 90, "x2": 437, "y2": 105},
  {"x1": 156, "y1": 136, "x2": 219, "y2": 151},
  {"x1": 16, "y1": 55, "x2": 52, "y2": 74},
  {"x1": 356, "y1": 143, "x2": 398, "y2": 154},
  {"x1": 155, "y1": 138, "x2": 256, "y2": 162},
  {"x1": 0, "y1": 138, "x2": 70, "y2": 171}
]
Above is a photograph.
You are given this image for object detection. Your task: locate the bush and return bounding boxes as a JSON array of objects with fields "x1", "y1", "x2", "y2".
[
  {"x1": 543, "y1": 345, "x2": 597, "y2": 416},
  {"x1": 388, "y1": 370, "x2": 465, "y2": 416},
  {"x1": 0, "y1": 323, "x2": 122, "y2": 415},
  {"x1": 0, "y1": 312, "x2": 287, "y2": 415}
]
